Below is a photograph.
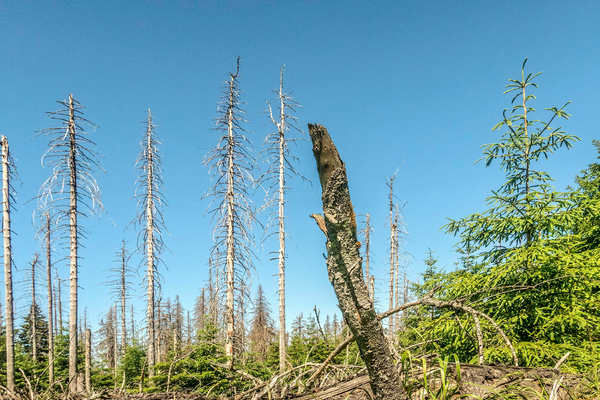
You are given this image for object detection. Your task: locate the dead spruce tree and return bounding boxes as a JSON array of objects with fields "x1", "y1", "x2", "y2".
[
  {"x1": 386, "y1": 171, "x2": 399, "y2": 338},
  {"x1": 203, "y1": 58, "x2": 257, "y2": 368},
  {"x1": 132, "y1": 110, "x2": 167, "y2": 376},
  {"x1": 42, "y1": 212, "x2": 55, "y2": 385},
  {"x1": 1, "y1": 135, "x2": 17, "y2": 392},
  {"x1": 359, "y1": 213, "x2": 373, "y2": 290},
  {"x1": 104, "y1": 240, "x2": 134, "y2": 354},
  {"x1": 261, "y1": 65, "x2": 303, "y2": 371},
  {"x1": 28, "y1": 254, "x2": 41, "y2": 364},
  {"x1": 37, "y1": 94, "x2": 104, "y2": 391},
  {"x1": 308, "y1": 124, "x2": 407, "y2": 400}
]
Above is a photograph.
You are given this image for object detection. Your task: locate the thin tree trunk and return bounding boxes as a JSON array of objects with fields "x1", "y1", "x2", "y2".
[
  {"x1": 67, "y1": 94, "x2": 79, "y2": 392},
  {"x1": 277, "y1": 83, "x2": 287, "y2": 372},
  {"x1": 120, "y1": 241, "x2": 127, "y2": 353},
  {"x1": 225, "y1": 75, "x2": 236, "y2": 369},
  {"x1": 56, "y1": 270, "x2": 63, "y2": 335},
  {"x1": 394, "y1": 224, "x2": 400, "y2": 335},
  {"x1": 145, "y1": 111, "x2": 156, "y2": 376},
  {"x1": 308, "y1": 124, "x2": 406, "y2": 400},
  {"x1": 364, "y1": 214, "x2": 371, "y2": 284},
  {"x1": 388, "y1": 177, "x2": 396, "y2": 338},
  {"x1": 45, "y1": 213, "x2": 54, "y2": 386},
  {"x1": 2, "y1": 136, "x2": 15, "y2": 393},
  {"x1": 114, "y1": 304, "x2": 119, "y2": 373},
  {"x1": 131, "y1": 305, "x2": 136, "y2": 343},
  {"x1": 85, "y1": 328, "x2": 91, "y2": 393},
  {"x1": 31, "y1": 255, "x2": 38, "y2": 363}
]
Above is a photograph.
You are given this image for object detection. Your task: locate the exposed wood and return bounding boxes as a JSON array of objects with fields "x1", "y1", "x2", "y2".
[
  {"x1": 295, "y1": 375, "x2": 370, "y2": 400},
  {"x1": 308, "y1": 123, "x2": 407, "y2": 400}
]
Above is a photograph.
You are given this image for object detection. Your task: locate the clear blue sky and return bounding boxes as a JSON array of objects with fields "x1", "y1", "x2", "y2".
[{"x1": 1, "y1": 0, "x2": 599, "y2": 332}]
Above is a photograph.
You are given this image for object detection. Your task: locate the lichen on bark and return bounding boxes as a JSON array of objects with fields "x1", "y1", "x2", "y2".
[{"x1": 308, "y1": 123, "x2": 407, "y2": 399}]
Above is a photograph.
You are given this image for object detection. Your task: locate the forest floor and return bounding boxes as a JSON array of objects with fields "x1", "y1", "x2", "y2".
[{"x1": 13, "y1": 364, "x2": 594, "y2": 400}]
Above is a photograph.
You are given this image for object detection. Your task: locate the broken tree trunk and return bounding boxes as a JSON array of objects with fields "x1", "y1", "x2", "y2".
[{"x1": 308, "y1": 124, "x2": 406, "y2": 400}]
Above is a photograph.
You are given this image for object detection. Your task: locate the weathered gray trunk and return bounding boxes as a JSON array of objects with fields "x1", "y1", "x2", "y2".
[
  {"x1": 56, "y1": 270, "x2": 63, "y2": 335},
  {"x1": 388, "y1": 180, "x2": 396, "y2": 338},
  {"x1": 2, "y1": 136, "x2": 15, "y2": 392},
  {"x1": 67, "y1": 94, "x2": 79, "y2": 392},
  {"x1": 145, "y1": 112, "x2": 156, "y2": 376},
  {"x1": 277, "y1": 90, "x2": 287, "y2": 372},
  {"x1": 308, "y1": 124, "x2": 406, "y2": 400},
  {"x1": 31, "y1": 255, "x2": 38, "y2": 363},
  {"x1": 225, "y1": 77, "x2": 236, "y2": 368},
  {"x1": 45, "y1": 213, "x2": 54, "y2": 386},
  {"x1": 120, "y1": 241, "x2": 127, "y2": 354}
]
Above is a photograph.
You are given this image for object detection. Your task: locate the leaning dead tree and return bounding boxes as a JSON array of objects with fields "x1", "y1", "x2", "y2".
[
  {"x1": 37, "y1": 94, "x2": 104, "y2": 392},
  {"x1": 261, "y1": 65, "x2": 303, "y2": 371},
  {"x1": 1, "y1": 135, "x2": 16, "y2": 392},
  {"x1": 203, "y1": 57, "x2": 257, "y2": 368},
  {"x1": 308, "y1": 124, "x2": 407, "y2": 400},
  {"x1": 132, "y1": 109, "x2": 167, "y2": 376}
]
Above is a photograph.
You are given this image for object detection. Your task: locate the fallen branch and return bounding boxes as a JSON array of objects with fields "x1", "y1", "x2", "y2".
[
  {"x1": 209, "y1": 361, "x2": 264, "y2": 385},
  {"x1": 554, "y1": 352, "x2": 570, "y2": 370},
  {"x1": 305, "y1": 334, "x2": 355, "y2": 387},
  {"x1": 378, "y1": 294, "x2": 518, "y2": 366}
]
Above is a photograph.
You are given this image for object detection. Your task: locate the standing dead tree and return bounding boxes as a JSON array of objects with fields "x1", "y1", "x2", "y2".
[
  {"x1": 104, "y1": 240, "x2": 134, "y2": 355},
  {"x1": 41, "y1": 212, "x2": 55, "y2": 386},
  {"x1": 1, "y1": 136, "x2": 17, "y2": 393},
  {"x1": 36, "y1": 94, "x2": 104, "y2": 392},
  {"x1": 203, "y1": 57, "x2": 257, "y2": 369},
  {"x1": 385, "y1": 171, "x2": 399, "y2": 339},
  {"x1": 132, "y1": 109, "x2": 167, "y2": 376},
  {"x1": 261, "y1": 65, "x2": 303, "y2": 371},
  {"x1": 28, "y1": 254, "x2": 40, "y2": 364},
  {"x1": 308, "y1": 124, "x2": 407, "y2": 400}
]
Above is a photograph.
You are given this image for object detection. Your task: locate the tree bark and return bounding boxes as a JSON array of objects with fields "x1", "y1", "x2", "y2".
[
  {"x1": 2, "y1": 135, "x2": 15, "y2": 393},
  {"x1": 308, "y1": 124, "x2": 406, "y2": 400},
  {"x1": 145, "y1": 110, "x2": 156, "y2": 376},
  {"x1": 277, "y1": 79, "x2": 287, "y2": 372},
  {"x1": 67, "y1": 94, "x2": 79, "y2": 392},
  {"x1": 225, "y1": 72, "x2": 237, "y2": 369}
]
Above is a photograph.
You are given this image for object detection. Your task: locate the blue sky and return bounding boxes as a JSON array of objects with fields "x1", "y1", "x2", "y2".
[{"x1": 1, "y1": 0, "x2": 599, "y2": 332}]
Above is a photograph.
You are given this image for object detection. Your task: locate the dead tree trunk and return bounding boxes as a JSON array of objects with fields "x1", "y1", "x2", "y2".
[
  {"x1": 308, "y1": 124, "x2": 406, "y2": 400},
  {"x1": 387, "y1": 173, "x2": 397, "y2": 339},
  {"x1": 85, "y1": 328, "x2": 91, "y2": 393},
  {"x1": 45, "y1": 213, "x2": 55, "y2": 386},
  {"x1": 133, "y1": 110, "x2": 167, "y2": 376},
  {"x1": 30, "y1": 254, "x2": 39, "y2": 363},
  {"x1": 2, "y1": 135, "x2": 15, "y2": 393},
  {"x1": 67, "y1": 95, "x2": 79, "y2": 389}
]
